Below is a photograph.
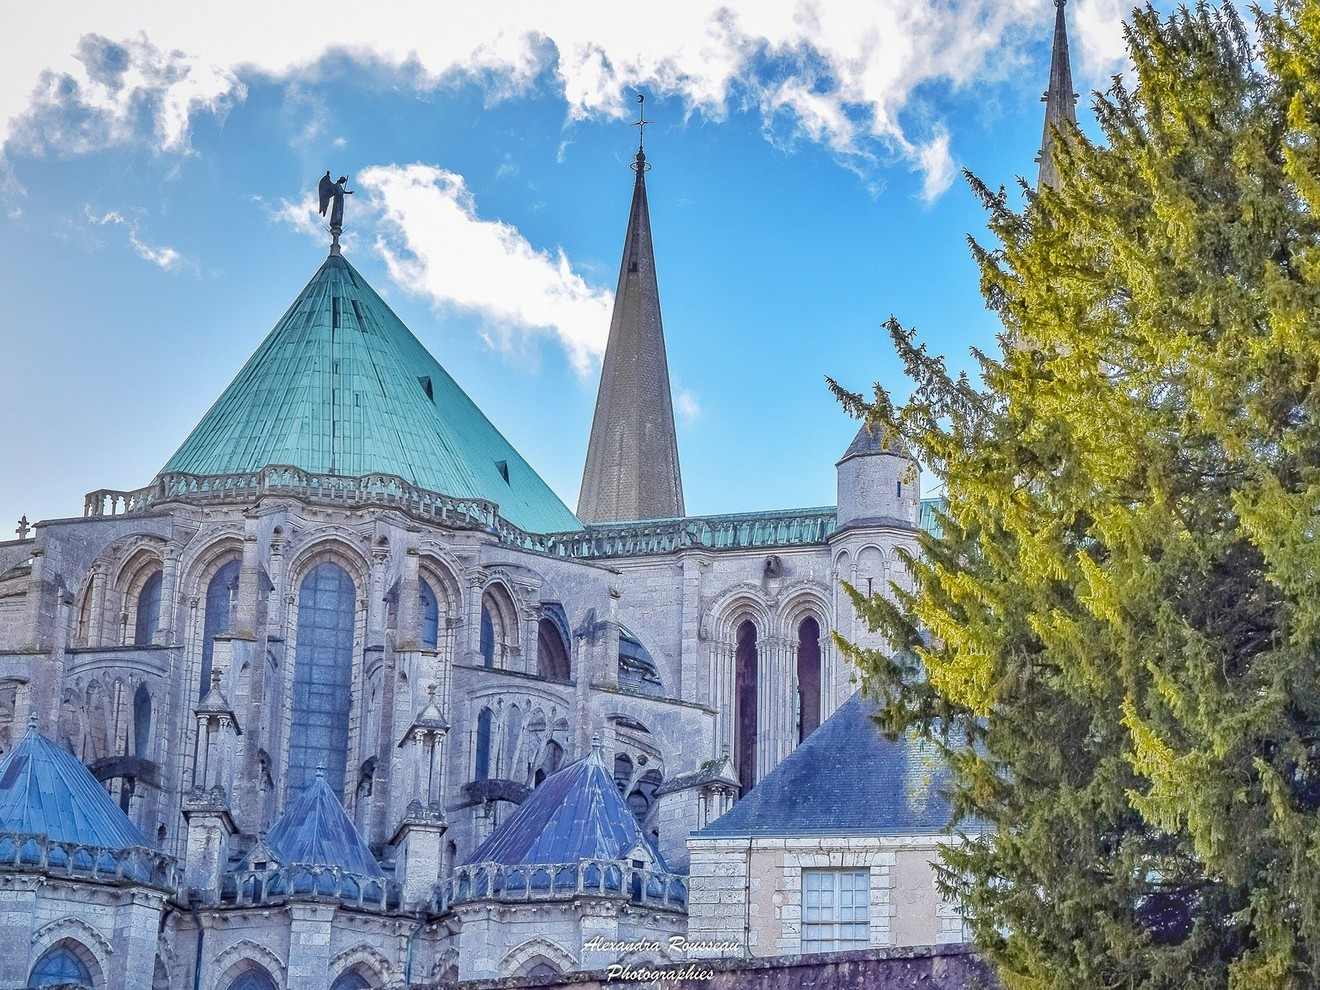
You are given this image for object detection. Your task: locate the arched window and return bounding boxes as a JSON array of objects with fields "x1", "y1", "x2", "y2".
[
  {"x1": 134, "y1": 570, "x2": 163, "y2": 646},
  {"x1": 133, "y1": 683, "x2": 152, "y2": 758},
  {"x1": 614, "y1": 753, "x2": 634, "y2": 795},
  {"x1": 619, "y1": 628, "x2": 663, "y2": 697},
  {"x1": 533, "y1": 740, "x2": 564, "y2": 786},
  {"x1": 526, "y1": 962, "x2": 560, "y2": 979},
  {"x1": 537, "y1": 603, "x2": 571, "y2": 680},
  {"x1": 628, "y1": 768, "x2": 664, "y2": 828},
  {"x1": 503, "y1": 705, "x2": 523, "y2": 778},
  {"x1": 199, "y1": 559, "x2": 240, "y2": 700},
  {"x1": 289, "y1": 562, "x2": 357, "y2": 797},
  {"x1": 28, "y1": 945, "x2": 93, "y2": 988},
  {"x1": 479, "y1": 606, "x2": 495, "y2": 668},
  {"x1": 735, "y1": 620, "x2": 759, "y2": 795},
  {"x1": 330, "y1": 971, "x2": 370, "y2": 990},
  {"x1": 225, "y1": 968, "x2": 277, "y2": 990},
  {"x1": 76, "y1": 580, "x2": 94, "y2": 646},
  {"x1": 419, "y1": 579, "x2": 440, "y2": 650},
  {"x1": 474, "y1": 707, "x2": 493, "y2": 781},
  {"x1": 797, "y1": 617, "x2": 822, "y2": 742}
]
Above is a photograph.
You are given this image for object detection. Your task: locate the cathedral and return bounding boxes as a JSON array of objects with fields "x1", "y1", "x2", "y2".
[{"x1": 0, "y1": 5, "x2": 1077, "y2": 988}]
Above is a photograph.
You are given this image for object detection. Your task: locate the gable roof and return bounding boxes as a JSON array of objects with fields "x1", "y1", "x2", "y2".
[
  {"x1": 463, "y1": 741, "x2": 665, "y2": 869},
  {"x1": 694, "y1": 692, "x2": 959, "y2": 839},
  {"x1": 264, "y1": 771, "x2": 383, "y2": 877},
  {"x1": 158, "y1": 252, "x2": 581, "y2": 534},
  {"x1": 0, "y1": 723, "x2": 146, "y2": 850}
]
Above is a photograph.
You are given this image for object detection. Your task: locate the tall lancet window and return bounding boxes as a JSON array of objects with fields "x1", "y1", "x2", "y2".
[
  {"x1": 735, "y1": 620, "x2": 759, "y2": 795},
  {"x1": 474, "y1": 707, "x2": 493, "y2": 780},
  {"x1": 419, "y1": 578, "x2": 439, "y2": 650},
  {"x1": 134, "y1": 570, "x2": 163, "y2": 646},
  {"x1": 289, "y1": 562, "x2": 357, "y2": 797},
  {"x1": 199, "y1": 559, "x2": 240, "y2": 700},
  {"x1": 797, "y1": 617, "x2": 822, "y2": 742},
  {"x1": 479, "y1": 606, "x2": 495, "y2": 668}
]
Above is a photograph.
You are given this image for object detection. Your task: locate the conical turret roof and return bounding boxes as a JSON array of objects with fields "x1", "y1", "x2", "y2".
[
  {"x1": 0, "y1": 721, "x2": 146, "y2": 850},
  {"x1": 264, "y1": 770, "x2": 383, "y2": 877},
  {"x1": 463, "y1": 740, "x2": 665, "y2": 868},
  {"x1": 159, "y1": 252, "x2": 581, "y2": 534},
  {"x1": 577, "y1": 150, "x2": 685, "y2": 523}
]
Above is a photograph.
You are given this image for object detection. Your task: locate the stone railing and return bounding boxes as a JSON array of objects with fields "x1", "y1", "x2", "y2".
[
  {"x1": 0, "y1": 831, "x2": 178, "y2": 893},
  {"x1": 432, "y1": 858, "x2": 688, "y2": 914},
  {"x1": 542, "y1": 506, "x2": 839, "y2": 559},
  {"x1": 219, "y1": 862, "x2": 402, "y2": 912}
]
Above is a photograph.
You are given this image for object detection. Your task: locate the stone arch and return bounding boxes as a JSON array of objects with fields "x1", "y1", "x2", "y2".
[
  {"x1": 327, "y1": 943, "x2": 394, "y2": 988},
  {"x1": 178, "y1": 532, "x2": 244, "y2": 600},
  {"x1": 415, "y1": 548, "x2": 463, "y2": 618},
  {"x1": 778, "y1": 584, "x2": 832, "y2": 742},
  {"x1": 478, "y1": 578, "x2": 519, "y2": 669},
  {"x1": 112, "y1": 543, "x2": 165, "y2": 600},
  {"x1": 208, "y1": 940, "x2": 286, "y2": 990},
  {"x1": 705, "y1": 584, "x2": 773, "y2": 644},
  {"x1": 287, "y1": 534, "x2": 371, "y2": 593},
  {"x1": 499, "y1": 936, "x2": 577, "y2": 978},
  {"x1": 30, "y1": 918, "x2": 113, "y2": 984}
]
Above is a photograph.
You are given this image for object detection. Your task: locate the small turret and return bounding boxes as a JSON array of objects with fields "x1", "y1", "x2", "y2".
[{"x1": 835, "y1": 423, "x2": 919, "y2": 530}]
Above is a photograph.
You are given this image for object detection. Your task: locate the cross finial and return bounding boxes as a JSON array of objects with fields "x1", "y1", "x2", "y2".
[
  {"x1": 631, "y1": 93, "x2": 652, "y2": 174},
  {"x1": 27, "y1": 711, "x2": 39, "y2": 732},
  {"x1": 15, "y1": 515, "x2": 30, "y2": 540},
  {"x1": 315, "y1": 764, "x2": 327, "y2": 780},
  {"x1": 590, "y1": 732, "x2": 604, "y2": 759}
]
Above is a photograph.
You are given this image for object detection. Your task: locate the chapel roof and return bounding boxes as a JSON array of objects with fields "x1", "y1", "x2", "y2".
[
  {"x1": 158, "y1": 251, "x2": 581, "y2": 534},
  {"x1": 0, "y1": 721, "x2": 147, "y2": 850},
  {"x1": 263, "y1": 769, "x2": 383, "y2": 878},
  {"x1": 463, "y1": 739, "x2": 665, "y2": 869},
  {"x1": 694, "y1": 691, "x2": 964, "y2": 839}
]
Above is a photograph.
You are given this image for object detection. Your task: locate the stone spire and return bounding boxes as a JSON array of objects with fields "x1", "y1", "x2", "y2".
[
  {"x1": 1037, "y1": 0, "x2": 1078, "y2": 191},
  {"x1": 577, "y1": 101, "x2": 685, "y2": 523}
]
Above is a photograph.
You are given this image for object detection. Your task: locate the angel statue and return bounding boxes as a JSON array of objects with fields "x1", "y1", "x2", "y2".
[{"x1": 318, "y1": 171, "x2": 354, "y2": 252}]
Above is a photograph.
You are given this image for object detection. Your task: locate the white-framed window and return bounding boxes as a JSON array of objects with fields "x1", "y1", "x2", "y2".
[{"x1": 802, "y1": 868, "x2": 870, "y2": 953}]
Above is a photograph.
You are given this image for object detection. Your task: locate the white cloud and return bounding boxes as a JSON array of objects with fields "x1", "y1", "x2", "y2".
[
  {"x1": 1073, "y1": 0, "x2": 1131, "y2": 80},
  {"x1": 675, "y1": 388, "x2": 701, "y2": 425},
  {"x1": 0, "y1": 0, "x2": 1127, "y2": 201},
  {"x1": 85, "y1": 205, "x2": 185, "y2": 271},
  {"x1": 357, "y1": 163, "x2": 613, "y2": 374},
  {"x1": 916, "y1": 127, "x2": 955, "y2": 204}
]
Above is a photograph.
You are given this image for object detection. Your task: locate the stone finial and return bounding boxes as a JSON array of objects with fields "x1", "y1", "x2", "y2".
[
  {"x1": 27, "y1": 711, "x2": 39, "y2": 732},
  {"x1": 315, "y1": 764, "x2": 326, "y2": 780},
  {"x1": 590, "y1": 733, "x2": 605, "y2": 761},
  {"x1": 15, "y1": 515, "x2": 30, "y2": 540}
]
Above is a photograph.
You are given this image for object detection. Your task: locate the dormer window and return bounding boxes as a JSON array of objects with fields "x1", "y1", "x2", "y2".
[
  {"x1": 495, "y1": 460, "x2": 510, "y2": 484},
  {"x1": 418, "y1": 376, "x2": 434, "y2": 402}
]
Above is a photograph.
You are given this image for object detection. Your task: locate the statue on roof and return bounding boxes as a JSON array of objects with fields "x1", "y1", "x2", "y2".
[{"x1": 317, "y1": 171, "x2": 354, "y2": 254}]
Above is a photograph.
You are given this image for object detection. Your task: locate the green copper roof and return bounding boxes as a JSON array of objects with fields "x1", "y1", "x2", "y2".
[{"x1": 159, "y1": 253, "x2": 581, "y2": 534}]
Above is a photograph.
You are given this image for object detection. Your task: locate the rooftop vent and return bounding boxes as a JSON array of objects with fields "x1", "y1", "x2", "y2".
[
  {"x1": 418, "y1": 376, "x2": 434, "y2": 402},
  {"x1": 495, "y1": 460, "x2": 510, "y2": 484}
]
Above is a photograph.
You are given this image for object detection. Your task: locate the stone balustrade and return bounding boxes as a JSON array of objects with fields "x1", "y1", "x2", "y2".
[
  {"x1": 546, "y1": 506, "x2": 839, "y2": 559},
  {"x1": 0, "y1": 830, "x2": 178, "y2": 893},
  {"x1": 219, "y1": 862, "x2": 402, "y2": 912},
  {"x1": 433, "y1": 858, "x2": 688, "y2": 913}
]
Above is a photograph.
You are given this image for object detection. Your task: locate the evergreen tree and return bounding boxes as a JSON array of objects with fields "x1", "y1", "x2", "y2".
[{"x1": 830, "y1": 4, "x2": 1320, "y2": 986}]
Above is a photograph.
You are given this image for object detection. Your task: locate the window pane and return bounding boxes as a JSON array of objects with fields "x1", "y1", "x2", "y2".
[
  {"x1": 199, "y1": 559, "x2": 240, "y2": 699},
  {"x1": 289, "y1": 563, "x2": 356, "y2": 797},
  {"x1": 801, "y1": 869, "x2": 870, "y2": 954}
]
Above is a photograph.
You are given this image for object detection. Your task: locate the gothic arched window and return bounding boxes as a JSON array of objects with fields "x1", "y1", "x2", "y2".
[
  {"x1": 28, "y1": 945, "x2": 93, "y2": 988},
  {"x1": 474, "y1": 707, "x2": 493, "y2": 781},
  {"x1": 537, "y1": 603, "x2": 571, "y2": 681},
  {"x1": 133, "y1": 683, "x2": 152, "y2": 758},
  {"x1": 134, "y1": 570, "x2": 163, "y2": 646},
  {"x1": 479, "y1": 606, "x2": 495, "y2": 668},
  {"x1": 329, "y1": 971, "x2": 370, "y2": 990},
  {"x1": 419, "y1": 578, "x2": 440, "y2": 650},
  {"x1": 797, "y1": 616, "x2": 822, "y2": 742},
  {"x1": 735, "y1": 619, "x2": 759, "y2": 795},
  {"x1": 289, "y1": 562, "x2": 357, "y2": 798},
  {"x1": 225, "y1": 969, "x2": 277, "y2": 990},
  {"x1": 199, "y1": 559, "x2": 240, "y2": 700}
]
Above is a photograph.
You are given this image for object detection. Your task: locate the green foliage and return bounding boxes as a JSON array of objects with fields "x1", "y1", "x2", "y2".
[{"x1": 828, "y1": 4, "x2": 1320, "y2": 986}]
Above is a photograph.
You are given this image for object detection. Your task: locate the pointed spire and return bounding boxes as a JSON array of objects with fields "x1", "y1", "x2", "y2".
[
  {"x1": 577, "y1": 100, "x2": 685, "y2": 523},
  {"x1": 1037, "y1": 0, "x2": 1078, "y2": 191}
]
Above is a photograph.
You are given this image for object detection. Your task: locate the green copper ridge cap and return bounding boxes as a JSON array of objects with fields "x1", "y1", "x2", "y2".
[{"x1": 159, "y1": 253, "x2": 581, "y2": 534}]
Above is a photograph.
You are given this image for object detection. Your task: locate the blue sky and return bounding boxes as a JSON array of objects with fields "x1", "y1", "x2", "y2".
[{"x1": 0, "y1": 0, "x2": 1130, "y2": 533}]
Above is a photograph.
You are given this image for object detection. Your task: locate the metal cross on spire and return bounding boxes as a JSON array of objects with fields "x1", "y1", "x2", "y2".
[{"x1": 631, "y1": 93, "x2": 652, "y2": 173}]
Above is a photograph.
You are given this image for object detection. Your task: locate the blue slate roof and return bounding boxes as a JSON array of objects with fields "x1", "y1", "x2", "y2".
[
  {"x1": 695, "y1": 692, "x2": 959, "y2": 839},
  {"x1": 464, "y1": 742, "x2": 665, "y2": 868},
  {"x1": 159, "y1": 252, "x2": 581, "y2": 534},
  {"x1": 0, "y1": 723, "x2": 146, "y2": 850},
  {"x1": 264, "y1": 771, "x2": 383, "y2": 877}
]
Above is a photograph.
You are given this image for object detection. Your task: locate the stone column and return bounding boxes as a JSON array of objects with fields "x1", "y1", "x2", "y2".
[
  {"x1": 88, "y1": 561, "x2": 107, "y2": 647},
  {"x1": 0, "y1": 877, "x2": 40, "y2": 987},
  {"x1": 679, "y1": 554, "x2": 707, "y2": 701},
  {"x1": 108, "y1": 890, "x2": 167, "y2": 988},
  {"x1": 397, "y1": 547, "x2": 421, "y2": 651},
  {"x1": 233, "y1": 528, "x2": 263, "y2": 640},
  {"x1": 464, "y1": 571, "x2": 485, "y2": 665},
  {"x1": 286, "y1": 903, "x2": 337, "y2": 990},
  {"x1": 155, "y1": 542, "x2": 182, "y2": 646},
  {"x1": 181, "y1": 790, "x2": 235, "y2": 903},
  {"x1": 597, "y1": 587, "x2": 622, "y2": 689},
  {"x1": 523, "y1": 600, "x2": 543, "y2": 677},
  {"x1": 267, "y1": 527, "x2": 288, "y2": 635}
]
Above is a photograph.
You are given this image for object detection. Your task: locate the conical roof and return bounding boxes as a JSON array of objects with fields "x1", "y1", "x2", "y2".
[
  {"x1": 265, "y1": 771, "x2": 383, "y2": 877},
  {"x1": 838, "y1": 422, "x2": 910, "y2": 463},
  {"x1": 695, "y1": 692, "x2": 960, "y2": 838},
  {"x1": 1037, "y1": 0, "x2": 1078, "y2": 190},
  {"x1": 463, "y1": 741, "x2": 665, "y2": 868},
  {"x1": 159, "y1": 252, "x2": 581, "y2": 534},
  {"x1": 577, "y1": 151, "x2": 685, "y2": 523},
  {"x1": 0, "y1": 721, "x2": 146, "y2": 850}
]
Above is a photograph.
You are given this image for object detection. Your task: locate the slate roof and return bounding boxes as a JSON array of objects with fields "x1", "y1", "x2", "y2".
[
  {"x1": 694, "y1": 692, "x2": 960, "y2": 839},
  {"x1": 159, "y1": 252, "x2": 581, "y2": 534},
  {"x1": 263, "y1": 770, "x2": 383, "y2": 877},
  {"x1": 837, "y1": 422, "x2": 910, "y2": 463},
  {"x1": 464, "y1": 741, "x2": 666, "y2": 868},
  {"x1": 0, "y1": 722, "x2": 147, "y2": 849}
]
